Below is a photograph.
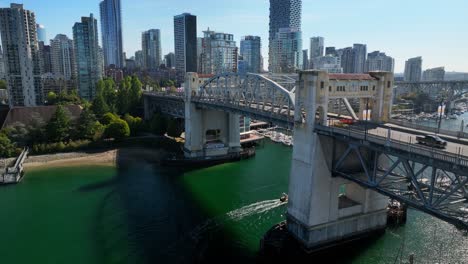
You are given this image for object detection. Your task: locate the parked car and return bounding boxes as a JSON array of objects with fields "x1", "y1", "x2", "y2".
[{"x1": 416, "y1": 135, "x2": 447, "y2": 149}]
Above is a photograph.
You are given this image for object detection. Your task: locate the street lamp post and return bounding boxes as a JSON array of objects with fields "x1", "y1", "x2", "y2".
[{"x1": 437, "y1": 99, "x2": 444, "y2": 134}]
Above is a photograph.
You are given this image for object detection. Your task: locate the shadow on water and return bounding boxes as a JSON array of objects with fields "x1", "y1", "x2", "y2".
[{"x1": 77, "y1": 148, "x2": 259, "y2": 264}]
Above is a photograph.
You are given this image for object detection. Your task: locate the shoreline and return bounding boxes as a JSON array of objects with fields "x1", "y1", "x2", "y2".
[{"x1": 21, "y1": 147, "x2": 167, "y2": 170}]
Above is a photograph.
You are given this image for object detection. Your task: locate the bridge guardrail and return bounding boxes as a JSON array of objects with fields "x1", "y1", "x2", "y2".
[
  {"x1": 389, "y1": 119, "x2": 468, "y2": 139},
  {"x1": 316, "y1": 124, "x2": 468, "y2": 168}
]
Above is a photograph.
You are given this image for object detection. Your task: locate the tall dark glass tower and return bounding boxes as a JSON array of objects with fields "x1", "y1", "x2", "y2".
[
  {"x1": 269, "y1": 0, "x2": 302, "y2": 72},
  {"x1": 174, "y1": 13, "x2": 197, "y2": 82}
]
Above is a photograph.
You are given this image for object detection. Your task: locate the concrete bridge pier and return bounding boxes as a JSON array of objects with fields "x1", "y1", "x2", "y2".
[
  {"x1": 287, "y1": 70, "x2": 388, "y2": 251},
  {"x1": 183, "y1": 73, "x2": 241, "y2": 159}
]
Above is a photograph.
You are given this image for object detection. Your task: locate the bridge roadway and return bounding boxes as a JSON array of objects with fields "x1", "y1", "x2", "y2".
[{"x1": 144, "y1": 91, "x2": 468, "y2": 229}]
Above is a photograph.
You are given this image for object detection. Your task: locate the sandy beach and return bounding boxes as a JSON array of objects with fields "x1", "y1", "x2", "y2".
[{"x1": 22, "y1": 148, "x2": 166, "y2": 170}]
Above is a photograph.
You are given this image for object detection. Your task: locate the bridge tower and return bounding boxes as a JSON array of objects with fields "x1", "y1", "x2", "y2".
[
  {"x1": 184, "y1": 73, "x2": 241, "y2": 158},
  {"x1": 287, "y1": 70, "x2": 390, "y2": 250}
]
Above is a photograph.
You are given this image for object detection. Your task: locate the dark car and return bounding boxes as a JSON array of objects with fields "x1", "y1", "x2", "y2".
[{"x1": 416, "y1": 135, "x2": 448, "y2": 149}]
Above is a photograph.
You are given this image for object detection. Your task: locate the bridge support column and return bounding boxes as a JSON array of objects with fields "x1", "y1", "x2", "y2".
[
  {"x1": 287, "y1": 70, "x2": 387, "y2": 251},
  {"x1": 183, "y1": 72, "x2": 241, "y2": 159}
]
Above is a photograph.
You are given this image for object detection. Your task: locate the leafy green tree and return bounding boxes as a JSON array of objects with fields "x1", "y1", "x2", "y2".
[
  {"x1": 46, "y1": 105, "x2": 71, "y2": 142},
  {"x1": 46, "y1": 92, "x2": 57, "y2": 105},
  {"x1": 91, "y1": 94, "x2": 110, "y2": 119},
  {"x1": 105, "y1": 119, "x2": 130, "y2": 141},
  {"x1": 150, "y1": 113, "x2": 167, "y2": 136},
  {"x1": 0, "y1": 133, "x2": 15, "y2": 158},
  {"x1": 27, "y1": 112, "x2": 46, "y2": 144},
  {"x1": 0, "y1": 80, "x2": 7, "y2": 90},
  {"x1": 117, "y1": 77, "x2": 131, "y2": 114},
  {"x1": 4, "y1": 122, "x2": 29, "y2": 146},
  {"x1": 129, "y1": 76, "x2": 142, "y2": 114},
  {"x1": 101, "y1": 112, "x2": 119, "y2": 126},
  {"x1": 75, "y1": 107, "x2": 103, "y2": 140},
  {"x1": 123, "y1": 114, "x2": 144, "y2": 136}
]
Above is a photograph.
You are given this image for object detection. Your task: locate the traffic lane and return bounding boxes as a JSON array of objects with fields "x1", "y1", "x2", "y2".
[{"x1": 368, "y1": 127, "x2": 468, "y2": 156}]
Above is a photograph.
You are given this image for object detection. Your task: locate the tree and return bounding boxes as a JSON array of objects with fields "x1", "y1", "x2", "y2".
[
  {"x1": 167, "y1": 119, "x2": 181, "y2": 138},
  {"x1": 0, "y1": 80, "x2": 7, "y2": 90},
  {"x1": 105, "y1": 119, "x2": 130, "y2": 141},
  {"x1": 150, "y1": 113, "x2": 167, "y2": 136},
  {"x1": 75, "y1": 107, "x2": 103, "y2": 140},
  {"x1": 129, "y1": 76, "x2": 142, "y2": 114},
  {"x1": 123, "y1": 114, "x2": 144, "y2": 136},
  {"x1": 0, "y1": 133, "x2": 15, "y2": 158},
  {"x1": 46, "y1": 92, "x2": 57, "y2": 105},
  {"x1": 117, "y1": 77, "x2": 131, "y2": 114},
  {"x1": 27, "y1": 112, "x2": 46, "y2": 144},
  {"x1": 101, "y1": 112, "x2": 119, "y2": 126},
  {"x1": 91, "y1": 94, "x2": 110, "y2": 119},
  {"x1": 46, "y1": 105, "x2": 71, "y2": 142}
]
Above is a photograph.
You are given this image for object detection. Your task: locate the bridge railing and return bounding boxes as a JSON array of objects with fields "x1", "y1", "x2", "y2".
[
  {"x1": 389, "y1": 119, "x2": 468, "y2": 139},
  {"x1": 316, "y1": 124, "x2": 468, "y2": 168}
]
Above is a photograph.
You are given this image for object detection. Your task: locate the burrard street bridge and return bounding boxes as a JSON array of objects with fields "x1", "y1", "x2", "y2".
[{"x1": 143, "y1": 71, "x2": 468, "y2": 250}]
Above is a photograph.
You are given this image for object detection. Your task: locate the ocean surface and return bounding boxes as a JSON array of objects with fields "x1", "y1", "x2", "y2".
[{"x1": 0, "y1": 142, "x2": 466, "y2": 263}]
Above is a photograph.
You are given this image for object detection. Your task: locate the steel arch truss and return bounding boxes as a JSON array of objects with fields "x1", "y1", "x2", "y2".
[
  {"x1": 194, "y1": 73, "x2": 296, "y2": 126},
  {"x1": 395, "y1": 81, "x2": 468, "y2": 102},
  {"x1": 333, "y1": 142, "x2": 468, "y2": 230}
]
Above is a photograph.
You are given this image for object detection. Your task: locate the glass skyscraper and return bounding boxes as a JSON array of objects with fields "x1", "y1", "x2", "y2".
[
  {"x1": 73, "y1": 14, "x2": 102, "y2": 100},
  {"x1": 269, "y1": 28, "x2": 302, "y2": 73},
  {"x1": 174, "y1": 13, "x2": 197, "y2": 82},
  {"x1": 200, "y1": 29, "x2": 238, "y2": 75},
  {"x1": 0, "y1": 4, "x2": 43, "y2": 106},
  {"x1": 141, "y1": 29, "x2": 162, "y2": 70},
  {"x1": 100, "y1": 0, "x2": 124, "y2": 68},
  {"x1": 50, "y1": 34, "x2": 77, "y2": 80},
  {"x1": 269, "y1": 0, "x2": 302, "y2": 72},
  {"x1": 240, "y1": 36, "x2": 262, "y2": 74}
]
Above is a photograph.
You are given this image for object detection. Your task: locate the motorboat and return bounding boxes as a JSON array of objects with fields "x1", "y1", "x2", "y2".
[{"x1": 280, "y1": 193, "x2": 288, "y2": 203}]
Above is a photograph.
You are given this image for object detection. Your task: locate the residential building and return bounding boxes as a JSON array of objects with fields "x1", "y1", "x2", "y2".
[
  {"x1": 237, "y1": 56, "x2": 248, "y2": 75},
  {"x1": 36, "y1": 23, "x2": 46, "y2": 42},
  {"x1": 73, "y1": 14, "x2": 102, "y2": 100},
  {"x1": 197, "y1": 37, "x2": 203, "y2": 73},
  {"x1": 269, "y1": 27, "x2": 302, "y2": 73},
  {"x1": 164, "y1": 52, "x2": 175, "y2": 68},
  {"x1": 142, "y1": 29, "x2": 162, "y2": 70},
  {"x1": 337, "y1": 47, "x2": 354, "y2": 74},
  {"x1": 0, "y1": 46, "x2": 5, "y2": 79},
  {"x1": 269, "y1": 0, "x2": 302, "y2": 72},
  {"x1": 135, "y1": 50, "x2": 143, "y2": 68},
  {"x1": 105, "y1": 65, "x2": 124, "y2": 83},
  {"x1": 240, "y1": 35, "x2": 262, "y2": 73},
  {"x1": 0, "y1": 4, "x2": 43, "y2": 106},
  {"x1": 314, "y1": 55, "x2": 343, "y2": 73},
  {"x1": 100, "y1": 0, "x2": 124, "y2": 68},
  {"x1": 200, "y1": 29, "x2": 238, "y2": 74},
  {"x1": 302, "y1": 49, "x2": 309, "y2": 70},
  {"x1": 404, "y1": 57, "x2": 423, "y2": 82},
  {"x1": 325, "y1": 47, "x2": 337, "y2": 56},
  {"x1": 352, "y1": 44, "x2": 367, "y2": 73},
  {"x1": 174, "y1": 13, "x2": 197, "y2": 82},
  {"x1": 365, "y1": 51, "x2": 394, "y2": 72},
  {"x1": 42, "y1": 73, "x2": 76, "y2": 96},
  {"x1": 309, "y1": 36, "x2": 324, "y2": 68},
  {"x1": 423, "y1": 67, "x2": 445, "y2": 81},
  {"x1": 39, "y1": 41, "x2": 52, "y2": 74},
  {"x1": 50, "y1": 34, "x2": 76, "y2": 80}
]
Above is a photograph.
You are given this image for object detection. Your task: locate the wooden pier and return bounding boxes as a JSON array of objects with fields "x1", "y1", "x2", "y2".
[{"x1": 1, "y1": 148, "x2": 28, "y2": 185}]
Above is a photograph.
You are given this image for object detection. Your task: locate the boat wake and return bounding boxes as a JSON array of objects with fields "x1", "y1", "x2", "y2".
[
  {"x1": 226, "y1": 199, "x2": 286, "y2": 221},
  {"x1": 165, "y1": 199, "x2": 287, "y2": 255}
]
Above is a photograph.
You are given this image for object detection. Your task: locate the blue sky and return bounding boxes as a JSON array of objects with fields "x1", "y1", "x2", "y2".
[{"x1": 2, "y1": 0, "x2": 467, "y2": 73}]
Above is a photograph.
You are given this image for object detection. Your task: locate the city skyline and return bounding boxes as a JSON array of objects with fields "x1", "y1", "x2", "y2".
[{"x1": 2, "y1": 0, "x2": 467, "y2": 73}]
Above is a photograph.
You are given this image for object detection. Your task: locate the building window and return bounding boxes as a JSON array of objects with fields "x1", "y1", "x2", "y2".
[
  {"x1": 387, "y1": 81, "x2": 391, "y2": 88},
  {"x1": 329, "y1": 86, "x2": 332, "y2": 92},
  {"x1": 373, "y1": 86, "x2": 376, "y2": 91},
  {"x1": 360, "y1": 86, "x2": 369, "y2": 91},
  {"x1": 337, "y1": 86, "x2": 346, "y2": 92},
  {"x1": 320, "y1": 81, "x2": 324, "y2": 89}
]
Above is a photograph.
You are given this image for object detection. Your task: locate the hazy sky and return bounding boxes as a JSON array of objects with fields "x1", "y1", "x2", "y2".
[{"x1": 2, "y1": 0, "x2": 467, "y2": 73}]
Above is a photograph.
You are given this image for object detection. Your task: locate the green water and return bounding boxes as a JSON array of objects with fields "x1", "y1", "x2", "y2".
[{"x1": 0, "y1": 142, "x2": 466, "y2": 263}]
